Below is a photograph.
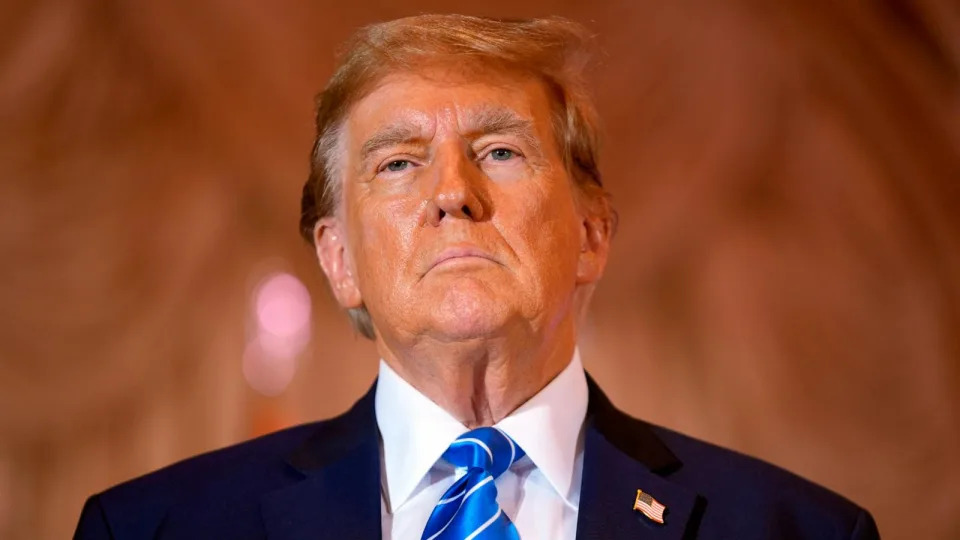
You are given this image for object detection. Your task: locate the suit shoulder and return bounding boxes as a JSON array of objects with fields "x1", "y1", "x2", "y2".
[
  {"x1": 90, "y1": 407, "x2": 355, "y2": 538},
  {"x1": 649, "y1": 423, "x2": 874, "y2": 537},
  {"x1": 102, "y1": 420, "x2": 314, "y2": 497}
]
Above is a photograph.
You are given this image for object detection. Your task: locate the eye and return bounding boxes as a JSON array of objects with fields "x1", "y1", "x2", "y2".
[
  {"x1": 383, "y1": 160, "x2": 410, "y2": 172},
  {"x1": 488, "y1": 148, "x2": 516, "y2": 161}
]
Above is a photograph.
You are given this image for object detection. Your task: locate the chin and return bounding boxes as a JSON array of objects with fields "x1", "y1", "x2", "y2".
[{"x1": 429, "y1": 281, "x2": 513, "y2": 341}]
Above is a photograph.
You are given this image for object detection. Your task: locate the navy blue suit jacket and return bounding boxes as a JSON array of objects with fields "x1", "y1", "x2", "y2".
[{"x1": 75, "y1": 377, "x2": 880, "y2": 539}]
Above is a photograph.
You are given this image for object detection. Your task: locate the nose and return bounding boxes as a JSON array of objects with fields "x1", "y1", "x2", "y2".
[{"x1": 422, "y1": 148, "x2": 486, "y2": 226}]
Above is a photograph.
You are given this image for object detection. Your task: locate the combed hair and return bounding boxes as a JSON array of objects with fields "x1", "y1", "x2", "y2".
[{"x1": 299, "y1": 14, "x2": 614, "y2": 339}]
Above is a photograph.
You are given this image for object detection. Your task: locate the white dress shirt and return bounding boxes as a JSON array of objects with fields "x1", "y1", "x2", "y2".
[{"x1": 375, "y1": 350, "x2": 589, "y2": 540}]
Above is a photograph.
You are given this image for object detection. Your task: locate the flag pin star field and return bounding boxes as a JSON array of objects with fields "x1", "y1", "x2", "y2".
[{"x1": 633, "y1": 489, "x2": 667, "y2": 524}]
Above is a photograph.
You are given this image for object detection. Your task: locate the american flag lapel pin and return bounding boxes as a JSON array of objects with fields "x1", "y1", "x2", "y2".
[{"x1": 633, "y1": 489, "x2": 667, "y2": 524}]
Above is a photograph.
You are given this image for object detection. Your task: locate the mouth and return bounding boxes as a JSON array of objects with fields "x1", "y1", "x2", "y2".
[{"x1": 425, "y1": 246, "x2": 501, "y2": 275}]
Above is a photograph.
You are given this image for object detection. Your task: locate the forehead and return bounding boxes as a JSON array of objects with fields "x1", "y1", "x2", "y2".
[{"x1": 344, "y1": 66, "x2": 555, "y2": 139}]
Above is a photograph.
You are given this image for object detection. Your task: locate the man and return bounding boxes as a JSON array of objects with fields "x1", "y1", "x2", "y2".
[{"x1": 75, "y1": 14, "x2": 880, "y2": 540}]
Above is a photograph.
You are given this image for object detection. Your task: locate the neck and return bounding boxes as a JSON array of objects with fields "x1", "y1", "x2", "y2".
[{"x1": 376, "y1": 320, "x2": 577, "y2": 428}]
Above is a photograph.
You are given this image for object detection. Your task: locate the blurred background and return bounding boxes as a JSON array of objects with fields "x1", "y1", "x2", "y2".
[{"x1": 1, "y1": 1, "x2": 958, "y2": 538}]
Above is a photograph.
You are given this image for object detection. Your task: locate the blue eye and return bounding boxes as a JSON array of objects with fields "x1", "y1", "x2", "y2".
[
  {"x1": 489, "y1": 148, "x2": 515, "y2": 161},
  {"x1": 384, "y1": 160, "x2": 410, "y2": 172}
]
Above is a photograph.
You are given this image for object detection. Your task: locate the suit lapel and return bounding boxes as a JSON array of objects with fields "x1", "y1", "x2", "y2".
[
  {"x1": 576, "y1": 377, "x2": 704, "y2": 540},
  {"x1": 261, "y1": 384, "x2": 382, "y2": 540}
]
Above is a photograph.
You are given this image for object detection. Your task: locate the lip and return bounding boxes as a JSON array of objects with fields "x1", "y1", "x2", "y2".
[{"x1": 426, "y1": 245, "x2": 500, "y2": 274}]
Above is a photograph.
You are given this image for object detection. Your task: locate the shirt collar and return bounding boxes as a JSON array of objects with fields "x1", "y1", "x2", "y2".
[
  {"x1": 375, "y1": 359, "x2": 466, "y2": 513},
  {"x1": 375, "y1": 349, "x2": 588, "y2": 512},
  {"x1": 495, "y1": 349, "x2": 587, "y2": 509}
]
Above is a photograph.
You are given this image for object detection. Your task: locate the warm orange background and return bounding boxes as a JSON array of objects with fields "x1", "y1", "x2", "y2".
[{"x1": 1, "y1": 2, "x2": 958, "y2": 539}]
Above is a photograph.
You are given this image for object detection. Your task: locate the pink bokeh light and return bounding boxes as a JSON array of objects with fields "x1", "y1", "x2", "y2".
[
  {"x1": 243, "y1": 271, "x2": 313, "y2": 396},
  {"x1": 242, "y1": 338, "x2": 298, "y2": 397},
  {"x1": 255, "y1": 272, "x2": 312, "y2": 340}
]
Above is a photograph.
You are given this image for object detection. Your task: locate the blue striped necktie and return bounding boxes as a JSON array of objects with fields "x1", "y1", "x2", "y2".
[{"x1": 421, "y1": 427, "x2": 526, "y2": 540}]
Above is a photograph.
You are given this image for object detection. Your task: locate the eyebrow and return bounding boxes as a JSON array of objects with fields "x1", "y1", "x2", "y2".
[
  {"x1": 359, "y1": 123, "x2": 425, "y2": 166},
  {"x1": 461, "y1": 106, "x2": 541, "y2": 153},
  {"x1": 357, "y1": 106, "x2": 542, "y2": 168}
]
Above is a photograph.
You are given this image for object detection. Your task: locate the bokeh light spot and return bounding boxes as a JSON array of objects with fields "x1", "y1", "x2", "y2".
[{"x1": 243, "y1": 271, "x2": 312, "y2": 396}]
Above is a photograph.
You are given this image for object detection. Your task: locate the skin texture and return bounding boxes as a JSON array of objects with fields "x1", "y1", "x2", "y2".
[{"x1": 314, "y1": 65, "x2": 610, "y2": 427}]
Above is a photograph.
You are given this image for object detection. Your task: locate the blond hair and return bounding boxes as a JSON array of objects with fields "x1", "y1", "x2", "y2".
[{"x1": 299, "y1": 14, "x2": 613, "y2": 338}]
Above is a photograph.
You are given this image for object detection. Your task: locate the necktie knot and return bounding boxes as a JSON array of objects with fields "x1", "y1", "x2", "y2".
[
  {"x1": 422, "y1": 427, "x2": 526, "y2": 540},
  {"x1": 443, "y1": 427, "x2": 525, "y2": 478}
]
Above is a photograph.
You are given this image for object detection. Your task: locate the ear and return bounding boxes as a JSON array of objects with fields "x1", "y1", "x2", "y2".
[
  {"x1": 576, "y1": 212, "x2": 612, "y2": 285},
  {"x1": 314, "y1": 217, "x2": 363, "y2": 309}
]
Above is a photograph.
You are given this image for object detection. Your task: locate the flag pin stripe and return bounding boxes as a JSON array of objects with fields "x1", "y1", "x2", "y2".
[{"x1": 633, "y1": 489, "x2": 666, "y2": 524}]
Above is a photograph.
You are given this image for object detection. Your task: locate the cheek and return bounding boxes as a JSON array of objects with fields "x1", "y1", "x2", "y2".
[
  {"x1": 499, "y1": 179, "x2": 582, "y2": 276},
  {"x1": 350, "y1": 194, "x2": 419, "y2": 289}
]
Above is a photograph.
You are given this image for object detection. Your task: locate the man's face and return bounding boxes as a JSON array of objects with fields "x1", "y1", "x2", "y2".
[{"x1": 316, "y1": 65, "x2": 607, "y2": 344}]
